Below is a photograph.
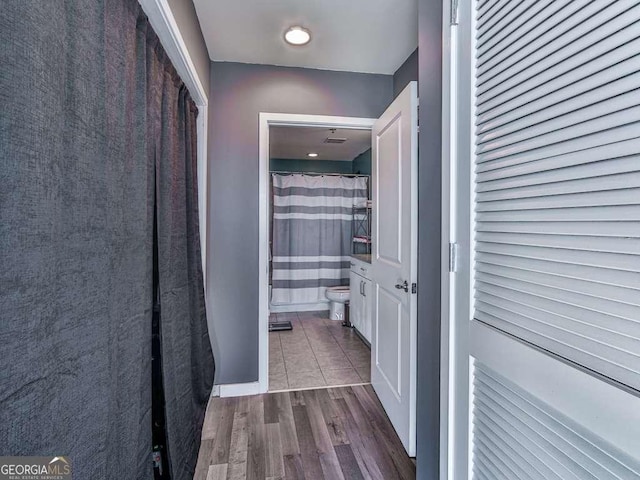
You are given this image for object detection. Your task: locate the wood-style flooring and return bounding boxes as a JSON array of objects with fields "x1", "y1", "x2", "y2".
[
  {"x1": 269, "y1": 311, "x2": 371, "y2": 391},
  {"x1": 194, "y1": 385, "x2": 416, "y2": 480}
]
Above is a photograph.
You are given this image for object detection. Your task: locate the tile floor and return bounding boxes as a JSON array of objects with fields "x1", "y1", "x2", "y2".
[{"x1": 269, "y1": 310, "x2": 371, "y2": 391}]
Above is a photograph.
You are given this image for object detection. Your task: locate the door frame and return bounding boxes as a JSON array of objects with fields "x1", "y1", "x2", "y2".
[
  {"x1": 257, "y1": 113, "x2": 376, "y2": 394},
  {"x1": 440, "y1": 0, "x2": 473, "y2": 478},
  {"x1": 439, "y1": 0, "x2": 456, "y2": 475}
]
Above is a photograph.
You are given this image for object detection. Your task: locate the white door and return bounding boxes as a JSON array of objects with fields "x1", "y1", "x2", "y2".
[
  {"x1": 370, "y1": 81, "x2": 418, "y2": 456},
  {"x1": 445, "y1": 1, "x2": 640, "y2": 478}
]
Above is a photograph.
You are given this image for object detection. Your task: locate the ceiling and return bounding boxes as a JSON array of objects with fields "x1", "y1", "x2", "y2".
[
  {"x1": 193, "y1": 0, "x2": 418, "y2": 74},
  {"x1": 270, "y1": 126, "x2": 371, "y2": 161}
]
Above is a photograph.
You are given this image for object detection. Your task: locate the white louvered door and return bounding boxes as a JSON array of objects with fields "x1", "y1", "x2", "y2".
[{"x1": 447, "y1": 0, "x2": 640, "y2": 478}]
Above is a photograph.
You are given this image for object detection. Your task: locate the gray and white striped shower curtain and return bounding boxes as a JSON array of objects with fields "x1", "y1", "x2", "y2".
[{"x1": 271, "y1": 174, "x2": 368, "y2": 306}]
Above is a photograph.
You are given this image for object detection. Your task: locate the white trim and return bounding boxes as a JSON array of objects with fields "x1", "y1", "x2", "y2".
[
  {"x1": 269, "y1": 382, "x2": 371, "y2": 394},
  {"x1": 444, "y1": 0, "x2": 476, "y2": 478},
  {"x1": 219, "y1": 382, "x2": 262, "y2": 398},
  {"x1": 259, "y1": 113, "x2": 376, "y2": 395},
  {"x1": 138, "y1": 0, "x2": 209, "y2": 284},
  {"x1": 138, "y1": 0, "x2": 207, "y2": 105},
  {"x1": 439, "y1": 0, "x2": 455, "y2": 476},
  {"x1": 210, "y1": 385, "x2": 220, "y2": 397},
  {"x1": 197, "y1": 109, "x2": 208, "y2": 285}
]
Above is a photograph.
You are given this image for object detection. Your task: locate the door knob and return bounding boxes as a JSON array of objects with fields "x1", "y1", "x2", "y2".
[{"x1": 395, "y1": 280, "x2": 409, "y2": 292}]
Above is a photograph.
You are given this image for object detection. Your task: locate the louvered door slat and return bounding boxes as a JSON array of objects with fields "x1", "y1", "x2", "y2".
[
  {"x1": 478, "y1": 34, "x2": 640, "y2": 116},
  {"x1": 477, "y1": 188, "x2": 640, "y2": 211},
  {"x1": 477, "y1": 90, "x2": 640, "y2": 148},
  {"x1": 477, "y1": 0, "x2": 561, "y2": 61},
  {"x1": 476, "y1": 132, "x2": 640, "y2": 173},
  {"x1": 476, "y1": 106, "x2": 640, "y2": 157},
  {"x1": 473, "y1": 414, "x2": 558, "y2": 480},
  {"x1": 476, "y1": 221, "x2": 640, "y2": 238},
  {"x1": 476, "y1": 273, "x2": 640, "y2": 330},
  {"x1": 477, "y1": 256, "x2": 640, "y2": 306},
  {"x1": 477, "y1": 2, "x2": 640, "y2": 98},
  {"x1": 477, "y1": 123, "x2": 640, "y2": 165},
  {"x1": 476, "y1": 231, "x2": 640, "y2": 254},
  {"x1": 478, "y1": 0, "x2": 589, "y2": 73},
  {"x1": 477, "y1": 68, "x2": 640, "y2": 134},
  {"x1": 477, "y1": 0, "x2": 525, "y2": 36},
  {"x1": 476, "y1": 251, "x2": 639, "y2": 290},
  {"x1": 477, "y1": 157, "x2": 640, "y2": 193}
]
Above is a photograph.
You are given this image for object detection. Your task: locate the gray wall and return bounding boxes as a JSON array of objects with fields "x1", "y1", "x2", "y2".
[
  {"x1": 208, "y1": 62, "x2": 393, "y2": 383},
  {"x1": 166, "y1": 0, "x2": 210, "y2": 97},
  {"x1": 393, "y1": 49, "x2": 419, "y2": 99},
  {"x1": 416, "y1": 0, "x2": 442, "y2": 478},
  {"x1": 270, "y1": 158, "x2": 354, "y2": 174}
]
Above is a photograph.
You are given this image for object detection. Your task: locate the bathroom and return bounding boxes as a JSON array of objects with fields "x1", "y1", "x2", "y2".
[{"x1": 267, "y1": 125, "x2": 373, "y2": 391}]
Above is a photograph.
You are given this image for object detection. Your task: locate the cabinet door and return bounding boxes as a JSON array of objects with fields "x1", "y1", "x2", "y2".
[{"x1": 349, "y1": 271, "x2": 362, "y2": 332}]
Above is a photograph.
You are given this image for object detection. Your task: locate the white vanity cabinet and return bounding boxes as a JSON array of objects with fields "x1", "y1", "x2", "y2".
[{"x1": 349, "y1": 259, "x2": 372, "y2": 343}]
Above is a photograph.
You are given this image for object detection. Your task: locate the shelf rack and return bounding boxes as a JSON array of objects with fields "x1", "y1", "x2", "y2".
[{"x1": 352, "y1": 203, "x2": 372, "y2": 256}]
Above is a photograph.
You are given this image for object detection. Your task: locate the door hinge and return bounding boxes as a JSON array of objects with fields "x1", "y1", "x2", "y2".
[
  {"x1": 449, "y1": 242, "x2": 459, "y2": 273},
  {"x1": 451, "y1": 0, "x2": 460, "y2": 25},
  {"x1": 411, "y1": 283, "x2": 417, "y2": 294}
]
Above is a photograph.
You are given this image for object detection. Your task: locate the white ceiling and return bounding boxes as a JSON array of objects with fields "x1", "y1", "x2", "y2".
[
  {"x1": 270, "y1": 126, "x2": 371, "y2": 161},
  {"x1": 193, "y1": 0, "x2": 418, "y2": 74}
]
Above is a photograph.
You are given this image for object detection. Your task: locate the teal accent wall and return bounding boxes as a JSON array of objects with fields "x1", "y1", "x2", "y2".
[
  {"x1": 352, "y1": 148, "x2": 371, "y2": 175},
  {"x1": 270, "y1": 151, "x2": 372, "y2": 176},
  {"x1": 269, "y1": 158, "x2": 354, "y2": 174}
]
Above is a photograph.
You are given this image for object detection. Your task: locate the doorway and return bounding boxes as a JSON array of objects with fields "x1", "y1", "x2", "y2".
[{"x1": 260, "y1": 119, "x2": 376, "y2": 392}]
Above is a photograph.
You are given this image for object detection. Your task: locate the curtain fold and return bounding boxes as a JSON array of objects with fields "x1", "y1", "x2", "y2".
[
  {"x1": 0, "y1": 1, "x2": 214, "y2": 479},
  {"x1": 271, "y1": 174, "x2": 368, "y2": 305},
  {"x1": 153, "y1": 68, "x2": 215, "y2": 480}
]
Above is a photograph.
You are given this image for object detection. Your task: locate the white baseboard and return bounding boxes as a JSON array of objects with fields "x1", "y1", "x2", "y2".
[
  {"x1": 218, "y1": 381, "x2": 263, "y2": 398},
  {"x1": 210, "y1": 385, "x2": 220, "y2": 397},
  {"x1": 270, "y1": 302, "x2": 330, "y2": 313}
]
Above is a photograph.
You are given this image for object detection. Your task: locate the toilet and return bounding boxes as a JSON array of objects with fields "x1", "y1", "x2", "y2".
[{"x1": 325, "y1": 286, "x2": 350, "y2": 321}]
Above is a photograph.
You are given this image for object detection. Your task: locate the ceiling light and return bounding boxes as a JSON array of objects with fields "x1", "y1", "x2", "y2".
[
  {"x1": 307, "y1": 153, "x2": 318, "y2": 157},
  {"x1": 284, "y1": 26, "x2": 311, "y2": 46}
]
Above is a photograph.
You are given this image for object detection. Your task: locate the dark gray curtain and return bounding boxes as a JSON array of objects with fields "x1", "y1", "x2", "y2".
[
  {"x1": 0, "y1": 1, "x2": 214, "y2": 479},
  {"x1": 152, "y1": 51, "x2": 215, "y2": 480}
]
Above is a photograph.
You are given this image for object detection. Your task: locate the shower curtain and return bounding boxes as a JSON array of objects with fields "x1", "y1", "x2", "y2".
[{"x1": 271, "y1": 174, "x2": 368, "y2": 305}]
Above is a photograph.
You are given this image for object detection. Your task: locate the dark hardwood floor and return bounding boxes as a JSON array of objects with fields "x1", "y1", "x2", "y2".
[{"x1": 194, "y1": 385, "x2": 416, "y2": 480}]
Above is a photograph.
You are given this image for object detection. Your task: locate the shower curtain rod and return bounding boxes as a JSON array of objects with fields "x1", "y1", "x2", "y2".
[{"x1": 270, "y1": 171, "x2": 369, "y2": 178}]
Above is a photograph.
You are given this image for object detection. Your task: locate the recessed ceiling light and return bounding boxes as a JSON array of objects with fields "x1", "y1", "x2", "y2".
[
  {"x1": 307, "y1": 152, "x2": 318, "y2": 157},
  {"x1": 284, "y1": 26, "x2": 311, "y2": 46}
]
